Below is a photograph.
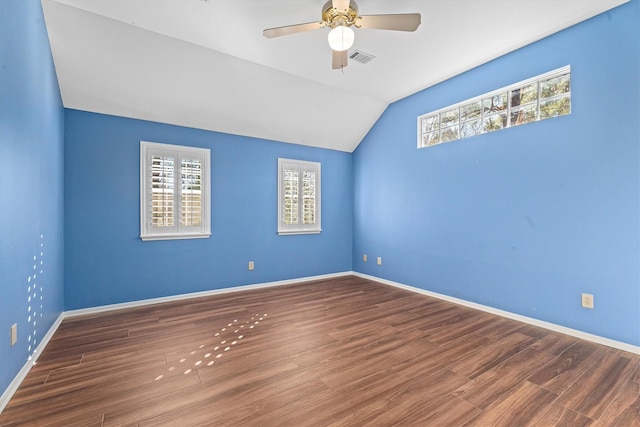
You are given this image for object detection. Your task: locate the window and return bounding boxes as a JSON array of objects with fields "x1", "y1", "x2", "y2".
[
  {"x1": 140, "y1": 141, "x2": 210, "y2": 241},
  {"x1": 418, "y1": 66, "x2": 571, "y2": 148},
  {"x1": 278, "y1": 158, "x2": 321, "y2": 235}
]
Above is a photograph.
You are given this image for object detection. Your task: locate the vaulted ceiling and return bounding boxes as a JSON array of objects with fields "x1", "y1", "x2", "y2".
[{"x1": 42, "y1": 0, "x2": 628, "y2": 152}]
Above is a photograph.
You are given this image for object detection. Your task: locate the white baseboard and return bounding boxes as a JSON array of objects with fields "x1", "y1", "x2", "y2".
[
  {"x1": 64, "y1": 271, "x2": 352, "y2": 318},
  {"x1": 353, "y1": 272, "x2": 640, "y2": 355},
  {"x1": 0, "y1": 312, "x2": 65, "y2": 414}
]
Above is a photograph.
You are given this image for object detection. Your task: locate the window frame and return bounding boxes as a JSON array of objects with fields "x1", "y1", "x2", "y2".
[
  {"x1": 140, "y1": 141, "x2": 211, "y2": 241},
  {"x1": 417, "y1": 65, "x2": 571, "y2": 148},
  {"x1": 277, "y1": 158, "x2": 322, "y2": 235}
]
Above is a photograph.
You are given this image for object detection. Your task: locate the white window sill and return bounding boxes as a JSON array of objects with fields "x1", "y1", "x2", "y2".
[
  {"x1": 140, "y1": 233, "x2": 211, "y2": 241},
  {"x1": 277, "y1": 230, "x2": 322, "y2": 236}
]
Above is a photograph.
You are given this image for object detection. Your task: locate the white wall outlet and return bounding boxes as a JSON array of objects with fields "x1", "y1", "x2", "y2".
[
  {"x1": 248, "y1": 261, "x2": 254, "y2": 271},
  {"x1": 377, "y1": 257, "x2": 382, "y2": 265},
  {"x1": 581, "y1": 293, "x2": 594, "y2": 309},
  {"x1": 11, "y1": 324, "x2": 17, "y2": 346},
  {"x1": 363, "y1": 254, "x2": 367, "y2": 262}
]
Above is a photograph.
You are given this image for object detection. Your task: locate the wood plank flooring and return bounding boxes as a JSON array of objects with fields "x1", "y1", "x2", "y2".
[{"x1": 1, "y1": 275, "x2": 639, "y2": 426}]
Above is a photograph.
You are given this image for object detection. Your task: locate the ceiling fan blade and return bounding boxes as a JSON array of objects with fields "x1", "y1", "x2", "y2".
[
  {"x1": 356, "y1": 13, "x2": 421, "y2": 32},
  {"x1": 332, "y1": 0, "x2": 351, "y2": 12},
  {"x1": 332, "y1": 49, "x2": 348, "y2": 70},
  {"x1": 263, "y1": 21, "x2": 324, "y2": 39}
]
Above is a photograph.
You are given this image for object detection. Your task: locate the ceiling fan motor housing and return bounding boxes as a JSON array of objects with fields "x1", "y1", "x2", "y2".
[{"x1": 322, "y1": 0, "x2": 359, "y2": 28}]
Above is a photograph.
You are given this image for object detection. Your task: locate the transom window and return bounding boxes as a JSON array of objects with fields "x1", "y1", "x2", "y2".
[
  {"x1": 418, "y1": 66, "x2": 571, "y2": 148},
  {"x1": 278, "y1": 158, "x2": 321, "y2": 235},
  {"x1": 140, "y1": 141, "x2": 211, "y2": 241}
]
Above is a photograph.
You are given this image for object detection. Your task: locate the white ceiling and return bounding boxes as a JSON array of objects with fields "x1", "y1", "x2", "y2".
[{"x1": 41, "y1": 0, "x2": 628, "y2": 152}]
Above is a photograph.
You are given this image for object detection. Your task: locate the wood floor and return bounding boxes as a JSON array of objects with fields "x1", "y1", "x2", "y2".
[{"x1": 1, "y1": 276, "x2": 639, "y2": 426}]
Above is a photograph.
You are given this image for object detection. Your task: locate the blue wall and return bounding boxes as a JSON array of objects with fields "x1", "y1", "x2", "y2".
[
  {"x1": 1, "y1": 0, "x2": 638, "y2": 406},
  {"x1": 64, "y1": 110, "x2": 353, "y2": 309},
  {"x1": 0, "y1": 0, "x2": 65, "y2": 395},
  {"x1": 353, "y1": 1, "x2": 640, "y2": 346}
]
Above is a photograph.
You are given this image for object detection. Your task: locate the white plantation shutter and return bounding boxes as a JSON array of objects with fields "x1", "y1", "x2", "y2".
[
  {"x1": 141, "y1": 142, "x2": 210, "y2": 241},
  {"x1": 278, "y1": 158, "x2": 321, "y2": 234},
  {"x1": 283, "y1": 166, "x2": 299, "y2": 225},
  {"x1": 150, "y1": 154, "x2": 175, "y2": 228},
  {"x1": 302, "y1": 169, "x2": 316, "y2": 225},
  {"x1": 180, "y1": 157, "x2": 203, "y2": 227}
]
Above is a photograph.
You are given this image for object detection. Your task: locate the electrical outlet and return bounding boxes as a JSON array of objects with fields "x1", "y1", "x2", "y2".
[
  {"x1": 363, "y1": 254, "x2": 367, "y2": 262},
  {"x1": 248, "y1": 261, "x2": 254, "y2": 271},
  {"x1": 11, "y1": 324, "x2": 17, "y2": 346},
  {"x1": 377, "y1": 257, "x2": 382, "y2": 265},
  {"x1": 581, "y1": 293, "x2": 594, "y2": 309}
]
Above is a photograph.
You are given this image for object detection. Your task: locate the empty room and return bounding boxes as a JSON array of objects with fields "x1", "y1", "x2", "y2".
[{"x1": 1, "y1": 0, "x2": 639, "y2": 425}]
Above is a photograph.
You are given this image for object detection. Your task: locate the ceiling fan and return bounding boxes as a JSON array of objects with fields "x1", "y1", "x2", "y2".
[{"x1": 263, "y1": 0, "x2": 421, "y2": 70}]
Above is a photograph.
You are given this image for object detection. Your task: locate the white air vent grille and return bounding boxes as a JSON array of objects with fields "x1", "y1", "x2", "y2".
[{"x1": 350, "y1": 50, "x2": 376, "y2": 65}]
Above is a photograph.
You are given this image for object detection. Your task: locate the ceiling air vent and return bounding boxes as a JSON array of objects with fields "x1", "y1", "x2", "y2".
[{"x1": 349, "y1": 50, "x2": 376, "y2": 65}]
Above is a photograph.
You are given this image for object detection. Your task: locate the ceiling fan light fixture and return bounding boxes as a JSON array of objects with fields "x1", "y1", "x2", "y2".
[
  {"x1": 263, "y1": 0, "x2": 420, "y2": 69},
  {"x1": 327, "y1": 25, "x2": 354, "y2": 51}
]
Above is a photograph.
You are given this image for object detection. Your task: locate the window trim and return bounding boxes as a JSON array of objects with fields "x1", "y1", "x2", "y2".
[
  {"x1": 140, "y1": 141, "x2": 211, "y2": 241},
  {"x1": 277, "y1": 158, "x2": 322, "y2": 235},
  {"x1": 417, "y1": 65, "x2": 571, "y2": 148}
]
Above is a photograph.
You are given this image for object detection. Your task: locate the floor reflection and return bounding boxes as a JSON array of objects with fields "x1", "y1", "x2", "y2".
[{"x1": 155, "y1": 313, "x2": 268, "y2": 381}]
